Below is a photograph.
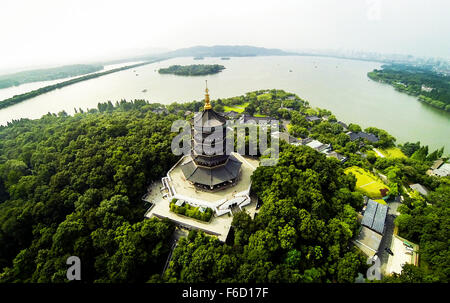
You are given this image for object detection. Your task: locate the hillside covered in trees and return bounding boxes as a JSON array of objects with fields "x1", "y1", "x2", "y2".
[
  {"x1": 368, "y1": 64, "x2": 450, "y2": 112},
  {"x1": 165, "y1": 144, "x2": 368, "y2": 282},
  {"x1": 0, "y1": 90, "x2": 448, "y2": 283},
  {"x1": 0, "y1": 101, "x2": 180, "y2": 282},
  {"x1": 0, "y1": 64, "x2": 104, "y2": 89}
]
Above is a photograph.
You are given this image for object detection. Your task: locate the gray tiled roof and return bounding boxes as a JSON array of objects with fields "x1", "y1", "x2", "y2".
[
  {"x1": 361, "y1": 200, "x2": 377, "y2": 228},
  {"x1": 348, "y1": 132, "x2": 379, "y2": 143},
  {"x1": 194, "y1": 109, "x2": 227, "y2": 128},
  {"x1": 409, "y1": 183, "x2": 429, "y2": 196},
  {"x1": 372, "y1": 203, "x2": 388, "y2": 234},
  {"x1": 337, "y1": 121, "x2": 348, "y2": 129},
  {"x1": 181, "y1": 154, "x2": 242, "y2": 187},
  {"x1": 305, "y1": 115, "x2": 321, "y2": 122},
  {"x1": 238, "y1": 114, "x2": 278, "y2": 125},
  {"x1": 361, "y1": 200, "x2": 388, "y2": 234},
  {"x1": 222, "y1": 111, "x2": 240, "y2": 118}
]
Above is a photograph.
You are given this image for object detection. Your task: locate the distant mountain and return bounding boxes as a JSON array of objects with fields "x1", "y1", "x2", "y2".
[
  {"x1": 163, "y1": 45, "x2": 295, "y2": 58},
  {"x1": 96, "y1": 48, "x2": 171, "y2": 65}
]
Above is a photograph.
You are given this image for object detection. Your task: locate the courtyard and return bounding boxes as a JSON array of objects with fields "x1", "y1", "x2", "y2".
[
  {"x1": 168, "y1": 153, "x2": 259, "y2": 208},
  {"x1": 143, "y1": 153, "x2": 260, "y2": 242}
]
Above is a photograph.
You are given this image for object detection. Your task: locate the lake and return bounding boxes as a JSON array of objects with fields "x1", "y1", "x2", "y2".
[
  {"x1": 0, "y1": 61, "x2": 144, "y2": 101},
  {"x1": 0, "y1": 56, "x2": 448, "y2": 152}
]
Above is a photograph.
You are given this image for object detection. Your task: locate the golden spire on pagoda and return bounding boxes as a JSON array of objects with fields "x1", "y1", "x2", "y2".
[{"x1": 204, "y1": 80, "x2": 212, "y2": 110}]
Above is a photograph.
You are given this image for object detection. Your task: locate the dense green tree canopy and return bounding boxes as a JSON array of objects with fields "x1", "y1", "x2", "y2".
[
  {"x1": 158, "y1": 64, "x2": 225, "y2": 76},
  {"x1": 0, "y1": 100, "x2": 179, "y2": 282},
  {"x1": 165, "y1": 145, "x2": 367, "y2": 283},
  {"x1": 368, "y1": 64, "x2": 450, "y2": 112},
  {"x1": 0, "y1": 88, "x2": 447, "y2": 283}
]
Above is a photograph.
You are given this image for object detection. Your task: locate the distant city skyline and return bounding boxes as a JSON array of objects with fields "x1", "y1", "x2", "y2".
[{"x1": 1, "y1": 0, "x2": 449, "y2": 72}]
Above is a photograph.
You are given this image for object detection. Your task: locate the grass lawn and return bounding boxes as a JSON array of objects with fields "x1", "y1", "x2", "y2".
[
  {"x1": 377, "y1": 147, "x2": 407, "y2": 159},
  {"x1": 223, "y1": 102, "x2": 249, "y2": 113},
  {"x1": 344, "y1": 166, "x2": 390, "y2": 199},
  {"x1": 374, "y1": 199, "x2": 387, "y2": 205},
  {"x1": 254, "y1": 113, "x2": 267, "y2": 117}
]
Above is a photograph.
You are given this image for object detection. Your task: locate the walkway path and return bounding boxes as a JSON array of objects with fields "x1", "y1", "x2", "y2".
[
  {"x1": 360, "y1": 181, "x2": 375, "y2": 188},
  {"x1": 373, "y1": 148, "x2": 385, "y2": 158},
  {"x1": 161, "y1": 228, "x2": 188, "y2": 276}
]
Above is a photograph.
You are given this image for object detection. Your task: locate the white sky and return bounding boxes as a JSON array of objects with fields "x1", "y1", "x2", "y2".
[{"x1": 1, "y1": 0, "x2": 449, "y2": 71}]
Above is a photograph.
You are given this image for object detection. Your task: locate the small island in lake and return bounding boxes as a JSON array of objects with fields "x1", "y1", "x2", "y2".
[
  {"x1": 193, "y1": 56, "x2": 204, "y2": 60},
  {"x1": 158, "y1": 64, "x2": 225, "y2": 76}
]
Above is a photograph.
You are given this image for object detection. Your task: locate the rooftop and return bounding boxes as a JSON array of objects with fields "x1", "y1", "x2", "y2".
[
  {"x1": 336, "y1": 121, "x2": 348, "y2": 129},
  {"x1": 271, "y1": 131, "x2": 300, "y2": 145},
  {"x1": 144, "y1": 152, "x2": 259, "y2": 242},
  {"x1": 305, "y1": 139, "x2": 331, "y2": 153},
  {"x1": 431, "y1": 163, "x2": 450, "y2": 177},
  {"x1": 306, "y1": 139, "x2": 324, "y2": 149},
  {"x1": 238, "y1": 114, "x2": 278, "y2": 125},
  {"x1": 221, "y1": 111, "x2": 240, "y2": 118},
  {"x1": 431, "y1": 159, "x2": 444, "y2": 170},
  {"x1": 181, "y1": 154, "x2": 242, "y2": 187},
  {"x1": 194, "y1": 109, "x2": 227, "y2": 128},
  {"x1": 168, "y1": 153, "x2": 259, "y2": 207},
  {"x1": 326, "y1": 151, "x2": 347, "y2": 163},
  {"x1": 348, "y1": 131, "x2": 379, "y2": 143},
  {"x1": 361, "y1": 199, "x2": 388, "y2": 234},
  {"x1": 305, "y1": 115, "x2": 321, "y2": 122},
  {"x1": 353, "y1": 226, "x2": 383, "y2": 257},
  {"x1": 409, "y1": 183, "x2": 430, "y2": 196}
]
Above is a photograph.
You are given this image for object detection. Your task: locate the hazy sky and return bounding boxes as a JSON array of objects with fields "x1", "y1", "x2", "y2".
[{"x1": 1, "y1": 0, "x2": 449, "y2": 71}]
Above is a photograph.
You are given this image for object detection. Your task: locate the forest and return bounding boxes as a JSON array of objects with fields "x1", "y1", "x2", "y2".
[
  {"x1": 0, "y1": 100, "x2": 180, "y2": 282},
  {"x1": 158, "y1": 64, "x2": 225, "y2": 76},
  {"x1": 0, "y1": 64, "x2": 104, "y2": 89},
  {"x1": 367, "y1": 64, "x2": 450, "y2": 112},
  {"x1": 165, "y1": 143, "x2": 368, "y2": 282},
  {"x1": 385, "y1": 181, "x2": 450, "y2": 282},
  {"x1": 0, "y1": 89, "x2": 448, "y2": 283}
]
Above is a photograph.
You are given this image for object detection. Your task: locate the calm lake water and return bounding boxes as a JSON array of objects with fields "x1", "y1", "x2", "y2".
[
  {"x1": 0, "y1": 61, "x2": 144, "y2": 101},
  {"x1": 0, "y1": 56, "x2": 449, "y2": 152}
]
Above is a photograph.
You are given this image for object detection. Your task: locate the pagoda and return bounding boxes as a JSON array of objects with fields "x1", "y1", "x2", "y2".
[{"x1": 180, "y1": 81, "x2": 242, "y2": 191}]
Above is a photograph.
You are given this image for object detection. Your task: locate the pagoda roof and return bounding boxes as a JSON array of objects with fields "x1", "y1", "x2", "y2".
[
  {"x1": 181, "y1": 154, "x2": 242, "y2": 187},
  {"x1": 194, "y1": 109, "x2": 227, "y2": 128}
]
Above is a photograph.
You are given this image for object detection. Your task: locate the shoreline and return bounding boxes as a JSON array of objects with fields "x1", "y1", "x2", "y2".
[{"x1": 0, "y1": 57, "x2": 170, "y2": 110}]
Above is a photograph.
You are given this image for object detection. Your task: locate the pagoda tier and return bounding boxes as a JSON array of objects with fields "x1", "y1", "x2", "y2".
[
  {"x1": 180, "y1": 81, "x2": 242, "y2": 190},
  {"x1": 192, "y1": 109, "x2": 229, "y2": 167}
]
